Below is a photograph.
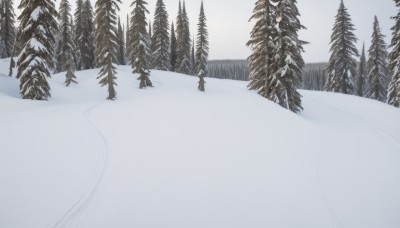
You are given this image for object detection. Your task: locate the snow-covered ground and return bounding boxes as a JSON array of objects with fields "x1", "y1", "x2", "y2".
[{"x1": 1, "y1": 58, "x2": 400, "y2": 228}]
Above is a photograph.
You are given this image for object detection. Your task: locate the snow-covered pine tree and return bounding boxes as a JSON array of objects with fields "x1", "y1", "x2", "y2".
[
  {"x1": 191, "y1": 38, "x2": 195, "y2": 75},
  {"x1": 388, "y1": 0, "x2": 400, "y2": 107},
  {"x1": 94, "y1": 0, "x2": 121, "y2": 100},
  {"x1": 367, "y1": 16, "x2": 389, "y2": 102},
  {"x1": 325, "y1": 0, "x2": 359, "y2": 94},
  {"x1": 356, "y1": 44, "x2": 367, "y2": 97},
  {"x1": 56, "y1": 0, "x2": 78, "y2": 86},
  {"x1": 0, "y1": 0, "x2": 5, "y2": 58},
  {"x1": 16, "y1": 0, "x2": 58, "y2": 100},
  {"x1": 125, "y1": 14, "x2": 131, "y2": 63},
  {"x1": 247, "y1": 1, "x2": 279, "y2": 101},
  {"x1": 79, "y1": 0, "x2": 95, "y2": 70},
  {"x1": 0, "y1": 0, "x2": 16, "y2": 58},
  {"x1": 148, "y1": 19, "x2": 152, "y2": 64},
  {"x1": 175, "y1": 1, "x2": 191, "y2": 75},
  {"x1": 174, "y1": 1, "x2": 183, "y2": 71},
  {"x1": 74, "y1": 0, "x2": 84, "y2": 70},
  {"x1": 117, "y1": 17, "x2": 126, "y2": 65},
  {"x1": 170, "y1": 22, "x2": 177, "y2": 72},
  {"x1": 151, "y1": 0, "x2": 171, "y2": 71},
  {"x1": 195, "y1": 1, "x2": 209, "y2": 92},
  {"x1": 8, "y1": 27, "x2": 21, "y2": 77},
  {"x1": 130, "y1": 0, "x2": 153, "y2": 88},
  {"x1": 271, "y1": 0, "x2": 306, "y2": 112}
]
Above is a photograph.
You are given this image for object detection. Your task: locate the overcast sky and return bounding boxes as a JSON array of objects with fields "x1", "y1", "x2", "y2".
[{"x1": 56, "y1": 0, "x2": 397, "y2": 62}]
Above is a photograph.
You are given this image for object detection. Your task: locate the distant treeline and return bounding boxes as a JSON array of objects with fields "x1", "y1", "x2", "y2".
[
  {"x1": 208, "y1": 60, "x2": 328, "y2": 91},
  {"x1": 208, "y1": 60, "x2": 249, "y2": 81}
]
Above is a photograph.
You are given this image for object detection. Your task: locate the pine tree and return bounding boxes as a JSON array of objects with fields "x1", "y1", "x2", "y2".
[
  {"x1": 325, "y1": 0, "x2": 359, "y2": 94},
  {"x1": 175, "y1": 1, "x2": 191, "y2": 74},
  {"x1": 247, "y1": 1, "x2": 279, "y2": 101},
  {"x1": 0, "y1": 0, "x2": 4, "y2": 57},
  {"x1": 16, "y1": 0, "x2": 58, "y2": 100},
  {"x1": 74, "y1": 0, "x2": 84, "y2": 69},
  {"x1": 170, "y1": 22, "x2": 177, "y2": 72},
  {"x1": 94, "y1": 0, "x2": 121, "y2": 100},
  {"x1": 366, "y1": 16, "x2": 389, "y2": 102},
  {"x1": 0, "y1": 0, "x2": 16, "y2": 58},
  {"x1": 191, "y1": 38, "x2": 195, "y2": 75},
  {"x1": 117, "y1": 17, "x2": 126, "y2": 65},
  {"x1": 8, "y1": 27, "x2": 21, "y2": 77},
  {"x1": 356, "y1": 44, "x2": 367, "y2": 97},
  {"x1": 80, "y1": 0, "x2": 95, "y2": 70},
  {"x1": 126, "y1": 14, "x2": 132, "y2": 64},
  {"x1": 195, "y1": 1, "x2": 209, "y2": 92},
  {"x1": 388, "y1": 0, "x2": 400, "y2": 107},
  {"x1": 151, "y1": 0, "x2": 171, "y2": 71},
  {"x1": 130, "y1": 0, "x2": 153, "y2": 88},
  {"x1": 271, "y1": 0, "x2": 306, "y2": 112},
  {"x1": 56, "y1": 0, "x2": 78, "y2": 86}
]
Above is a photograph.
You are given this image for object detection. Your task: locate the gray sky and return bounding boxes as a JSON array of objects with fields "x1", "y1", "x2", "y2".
[{"x1": 68, "y1": 0, "x2": 397, "y2": 62}]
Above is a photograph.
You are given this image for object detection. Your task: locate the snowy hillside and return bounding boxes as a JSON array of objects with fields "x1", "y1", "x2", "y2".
[{"x1": 1, "y1": 58, "x2": 400, "y2": 228}]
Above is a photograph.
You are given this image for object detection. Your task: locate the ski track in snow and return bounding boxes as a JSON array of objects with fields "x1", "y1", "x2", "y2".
[
  {"x1": 309, "y1": 97, "x2": 400, "y2": 228},
  {"x1": 48, "y1": 103, "x2": 110, "y2": 228}
]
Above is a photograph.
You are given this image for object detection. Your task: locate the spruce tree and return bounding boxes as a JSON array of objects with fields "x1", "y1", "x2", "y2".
[
  {"x1": 195, "y1": 1, "x2": 209, "y2": 92},
  {"x1": 367, "y1": 16, "x2": 389, "y2": 102},
  {"x1": 272, "y1": 0, "x2": 306, "y2": 112},
  {"x1": 94, "y1": 0, "x2": 121, "y2": 100},
  {"x1": 170, "y1": 22, "x2": 177, "y2": 72},
  {"x1": 126, "y1": 14, "x2": 131, "y2": 63},
  {"x1": 0, "y1": 0, "x2": 16, "y2": 58},
  {"x1": 16, "y1": 0, "x2": 58, "y2": 100},
  {"x1": 56, "y1": 0, "x2": 78, "y2": 86},
  {"x1": 151, "y1": 0, "x2": 171, "y2": 71},
  {"x1": 247, "y1": 1, "x2": 279, "y2": 101},
  {"x1": 175, "y1": 1, "x2": 191, "y2": 74},
  {"x1": 325, "y1": 0, "x2": 359, "y2": 94},
  {"x1": 80, "y1": 0, "x2": 95, "y2": 70},
  {"x1": 356, "y1": 44, "x2": 367, "y2": 97},
  {"x1": 74, "y1": 0, "x2": 84, "y2": 70},
  {"x1": 130, "y1": 0, "x2": 153, "y2": 88},
  {"x1": 191, "y1": 38, "x2": 195, "y2": 75},
  {"x1": 117, "y1": 17, "x2": 126, "y2": 65},
  {"x1": 388, "y1": 0, "x2": 400, "y2": 107}
]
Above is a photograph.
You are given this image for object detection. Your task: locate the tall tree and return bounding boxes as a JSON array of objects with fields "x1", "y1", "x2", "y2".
[
  {"x1": 117, "y1": 17, "x2": 126, "y2": 65},
  {"x1": 367, "y1": 16, "x2": 389, "y2": 102},
  {"x1": 388, "y1": 0, "x2": 400, "y2": 107},
  {"x1": 247, "y1": 1, "x2": 279, "y2": 102},
  {"x1": 170, "y1": 22, "x2": 177, "y2": 72},
  {"x1": 151, "y1": 0, "x2": 171, "y2": 71},
  {"x1": 325, "y1": 0, "x2": 359, "y2": 94},
  {"x1": 16, "y1": 0, "x2": 58, "y2": 100},
  {"x1": 174, "y1": 1, "x2": 182, "y2": 71},
  {"x1": 94, "y1": 0, "x2": 121, "y2": 100},
  {"x1": 130, "y1": 0, "x2": 153, "y2": 88},
  {"x1": 125, "y1": 14, "x2": 131, "y2": 63},
  {"x1": 272, "y1": 0, "x2": 306, "y2": 112},
  {"x1": 195, "y1": 1, "x2": 209, "y2": 92},
  {"x1": 191, "y1": 38, "x2": 195, "y2": 75},
  {"x1": 0, "y1": 0, "x2": 16, "y2": 58},
  {"x1": 56, "y1": 0, "x2": 78, "y2": 86},
  {"x1": 356, "y1": 44, "x2": 367, "y2": 97},
  {"x1": 175, "y1": 1, "x2": 191, "y2": 74},
  {"x1": 74, "y1": 0, "x2": 84, "y2": 69},
  {"x1": 79, "y1": 0, "x2": 95, "y2": 70}
]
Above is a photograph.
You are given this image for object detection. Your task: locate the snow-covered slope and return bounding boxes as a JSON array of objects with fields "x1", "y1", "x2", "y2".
[{"x1": 1, "y1": 58, "x2": 400, "y2": 228}]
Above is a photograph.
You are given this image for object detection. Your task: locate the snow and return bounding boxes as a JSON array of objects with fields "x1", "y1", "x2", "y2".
[{"x1": 0, "y1": 58, "x2": 400, "y2": 228}]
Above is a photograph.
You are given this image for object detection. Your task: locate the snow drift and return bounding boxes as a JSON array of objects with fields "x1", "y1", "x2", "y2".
[{"x1": 0, "y1": 58, "x2": 400, "y2": 228}]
